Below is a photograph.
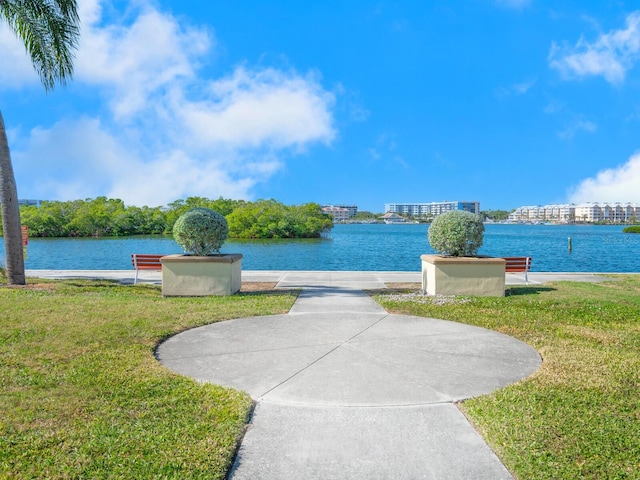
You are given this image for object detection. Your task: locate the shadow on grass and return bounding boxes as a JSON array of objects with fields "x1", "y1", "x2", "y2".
[
  {"x1": 506, "y1": 286, "x2": 556, "y2": 296},
  {"x1": 20, "y1": 278, "x2": 127, "y2": 291}
]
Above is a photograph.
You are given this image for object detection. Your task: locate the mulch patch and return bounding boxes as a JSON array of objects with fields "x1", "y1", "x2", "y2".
[{"x1": 240, "y1": 282, "x2": 279, "y2": 292}]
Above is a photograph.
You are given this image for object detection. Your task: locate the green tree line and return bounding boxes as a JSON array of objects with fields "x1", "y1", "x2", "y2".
[
  {"x1": 0, "y1": 197, "x2": 333, "y2": 239},
  {"x1": 480, "y1": 210, "x2": 512, "y2": 221}
]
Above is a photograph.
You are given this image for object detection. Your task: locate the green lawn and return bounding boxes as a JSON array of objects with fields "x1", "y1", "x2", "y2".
[
  {"x1": 2, "y1": 275, "x2": 638, "y2": 479},
  {"x1": 376, "y1": 275, "x2": 640, "y2": 480},
  {"x1": 0, "y1": 278, "x2": 297, "y2": 479}
]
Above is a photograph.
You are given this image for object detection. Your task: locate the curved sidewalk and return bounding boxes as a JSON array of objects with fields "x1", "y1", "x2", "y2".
[
  {"x1": 25, "y1": 269, "x2": 609, "y2": 478},
  {"x1": 157, "y1": 283, "x2": 543, "y2": 479}
]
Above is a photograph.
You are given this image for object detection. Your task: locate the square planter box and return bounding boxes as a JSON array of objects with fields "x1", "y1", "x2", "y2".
[
  {"x1": 161, "y1": 254, "x2": 242, "y2": 297},
  {"x1": 421, "y1": 254, "x2": 506, "y2": 297}
]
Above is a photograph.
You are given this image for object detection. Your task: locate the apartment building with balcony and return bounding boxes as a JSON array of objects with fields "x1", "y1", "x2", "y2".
[
  {"x1": 509, "y1": 202, "x2": 639, "y2": 224},
  {"x1": 322, "y1": 206, "x2": 351, "y2": 222},
  {"x1": 322, "y1": 204, "x2": 357, "y2": 218},
  {"x1": 384, "y1": 201, "x2": 480, "y2": 217},
  {"x1": 509, "y1": 204, "x2": 575, "y2": 223}
]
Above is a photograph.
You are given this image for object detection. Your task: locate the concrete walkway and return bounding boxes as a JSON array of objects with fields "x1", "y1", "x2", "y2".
[
  {"x1": 155, "y1": 277, "x2": 545, "y2": 479},
  {"x1": 26, "y1": 269, "x2": 613, "y2": 287},
  {"x1": 24, "y1": 269, "x2": 614, "y2": 478}
]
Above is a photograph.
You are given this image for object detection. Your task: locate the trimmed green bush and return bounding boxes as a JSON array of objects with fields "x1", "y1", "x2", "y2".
[
  {"x1": 428, "y1": 210, "x2": 484, "y2": 256},
  {"x1": 623, "y1": 225, "x2": 640, "y2": 233},
  {"x1": 173, "y1": 208, "x2": 228, "y2": 255}
]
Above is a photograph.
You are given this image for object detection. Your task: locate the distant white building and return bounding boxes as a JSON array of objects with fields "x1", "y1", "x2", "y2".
[
  {"x1": 1, "y1": 199, "x2": 44, "y2": 207},
  {"x1": 508, "y1": 202, "x2": 639, "y2": 224},
  {"x1": 573, "y1": 204, "x2": 601, "y2": 223},
  {"x1": 322, "y1": 204, "x2": 357, "y2": 218},
  {"x1": 322, "y1": 206, "x2": 351, "y2": 222},
  {"x1": 381, "y1": 212, "x2": 406, "y2": 224},
  {"x1": 509, "y1": 204, "x2": 575, "y2": 223},
  {"x1": 384, "y1": 201, "x2": 480, "y2": 217}
]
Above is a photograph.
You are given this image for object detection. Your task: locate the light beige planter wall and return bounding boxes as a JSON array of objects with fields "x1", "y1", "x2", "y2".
[
  {"x1": 161, "y1": 254, "x2": 242, "y2": 296},
  {"x1": 421, "y1": 254, "x2": 506, "y2": 297}
]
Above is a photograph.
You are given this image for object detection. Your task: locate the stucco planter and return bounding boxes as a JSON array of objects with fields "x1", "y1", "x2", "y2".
[
  {"x1": 161, "y1": 254, "x2": 242, "y2": 297},
  {"x1": 421, "y1": 254, "x2": 506, "y2": 297}
]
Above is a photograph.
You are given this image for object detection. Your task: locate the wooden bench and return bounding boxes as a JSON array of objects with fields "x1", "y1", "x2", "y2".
[
  {"x1": 131, "y1": 254, "x2": 165, "y2": 284},
  {"x1": 503, "y1": 257, "x2": 532, "y2": 285}
]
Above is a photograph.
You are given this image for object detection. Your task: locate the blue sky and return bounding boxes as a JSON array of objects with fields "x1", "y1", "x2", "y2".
[{"x1": 2, "y1": 0, "x2": 640, "y2": 212}]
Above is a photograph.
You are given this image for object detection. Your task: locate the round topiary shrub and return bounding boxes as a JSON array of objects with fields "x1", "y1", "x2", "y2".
[
  {"x1": 173, "y1": 208, "x2": 228, "y2": 255},
  {"x1": 428, "y1": 210, "x2": 484, "y2": 257}
]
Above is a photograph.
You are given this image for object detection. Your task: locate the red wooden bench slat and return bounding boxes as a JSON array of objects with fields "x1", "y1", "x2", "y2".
[
  {"x1": 503, "y1": 257, "x2": 532, "y2": 272},
  {"x1": 131, "y1": 254, "x2": 165, "y2": 284},
  {"x1": 135, "y1": 264, "x2": 162, "y2": 269},
  {"x1": 502, "y1": 256, "x2": 532, "y2": 284}
]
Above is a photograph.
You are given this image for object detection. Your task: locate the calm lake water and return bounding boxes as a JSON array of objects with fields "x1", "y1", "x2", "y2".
[{"x1": 2, "y1": 224, "x2": 639, "y2": 272}]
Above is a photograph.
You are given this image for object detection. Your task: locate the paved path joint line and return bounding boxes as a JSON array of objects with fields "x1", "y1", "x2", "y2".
[{"x1": 156, "y1": 281, "x2": 543, "y2": 479}]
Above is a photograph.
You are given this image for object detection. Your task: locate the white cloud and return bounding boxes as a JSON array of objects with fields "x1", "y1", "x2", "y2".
[
  {"x1": 543, "y1": 100, "x2": 565, "y2": 114},
  {"x1": 367, "y1": 132, "x2": 406, "y2": 167},
  {"x1": 0, "y1": 24, "x2": 41, "y2": 87},
  {"x1": 334, "y1": 83, "x2": 370, "y2": 122},
  {"x1": 175, "y1": 67, "x2": 335, "y2": 151},
  {"x1": 75, "y1": 0, "x2": 211, "y2": 119},
  {"x1": 107, "y1": 150, "x2": 258, "y2": 207},
  {"x1": 13, "y1": 117, "x2": 134, "y2": 200},
  {"x1": 569, "y1": 153, "x2": 640, "y2": 203},
  {"x1": 368, "y1": 148, "x2": 381, "y2": 161},
  {"x1": 8, "y1": 0, "x2": 336, "y2": 207},
  {"x1": 496, "y1": 78, "x2": 536, "y2": 97},
  {"x1": 511, "y1": 79, "x2": 536, "y2": 94},
  {"x1": 557, "y1": 118, "x2": 597, "y2": 139},
  {"x1": 13, "y1": 115, "x2": 283, "y2": 207},
  {"x1": 549, "y1": 11, "x2": 640, "y2": 84}
]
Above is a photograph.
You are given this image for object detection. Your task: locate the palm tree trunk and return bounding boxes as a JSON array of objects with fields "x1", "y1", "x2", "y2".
[{"x1": 0, "y1": 111, "x2": 26, "y2": 285}]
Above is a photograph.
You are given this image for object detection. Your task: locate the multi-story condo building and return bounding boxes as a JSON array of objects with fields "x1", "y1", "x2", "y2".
[
  {"x1": 509, "y1": 202, "x2": 639, "y2": 224},
  {"x1": 384, "y1": 201, "x2": 480, "y2": 217},
  {"x1": 322, "y1": 204, "x2": 358, "y2": 218},
  {"x1": 322, "y1": 206, "x2": 351, "y2": 222},
  {"x1": 509, "y1": 204, "x2": 575, "y2": 223},
  {"x1": 573, "y1": 203, "x2": 601, "y2": 223}
]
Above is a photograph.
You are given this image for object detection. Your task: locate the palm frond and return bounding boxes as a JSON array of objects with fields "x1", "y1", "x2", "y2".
[{"x1": 0, "y1": 0, "x2": 80, "y2": 91}]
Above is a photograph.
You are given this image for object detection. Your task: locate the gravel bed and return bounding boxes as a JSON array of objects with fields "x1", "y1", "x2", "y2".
[{"x1": 378, "y1": 292, "x2": 473, "y2": 305}]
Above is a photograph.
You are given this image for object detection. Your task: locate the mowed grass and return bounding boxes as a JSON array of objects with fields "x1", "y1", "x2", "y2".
[
  {"x1": 376, "y1": 276, "x2": 640, "y2": 480},
  {"x1": 0, "y1": 278, "x2": 297, "y2": 479},
  {"x1": 3, "y1": 274, "x2": 638, "y2": 479}
]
